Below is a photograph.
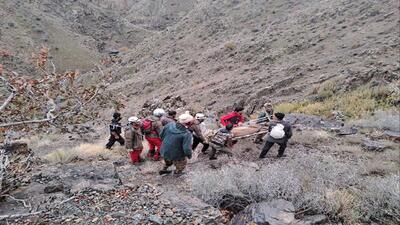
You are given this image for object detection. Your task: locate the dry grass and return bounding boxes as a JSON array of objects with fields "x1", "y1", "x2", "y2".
[
  {"x1": 275, "y1": 83, "x2": 399, "y2": 119},
  {"x1": 224, "y1": 41, "x2": 236, "y2": 50},
  {"x1": 43, "y1": 143, "x2": 124, "y2": 164}
]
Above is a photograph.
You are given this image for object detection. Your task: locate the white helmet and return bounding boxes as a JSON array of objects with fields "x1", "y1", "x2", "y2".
[
  {"x1": 153, "y1": 108, "x2": 166, "y2": 117},
  {"x1": 195, "y1": 113, "x2": 206, "y2": 120},
  {"x1": 128, "y1": 116, "x2": 140, "y2": 123},
  {"x1": 179, "y1": 114, "x2": 194, "y2": 124}
]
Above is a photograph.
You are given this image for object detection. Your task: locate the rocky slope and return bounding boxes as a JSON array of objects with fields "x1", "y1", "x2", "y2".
[{"x1": 1, "y1": 0, "x2": 398, "y2": 117}]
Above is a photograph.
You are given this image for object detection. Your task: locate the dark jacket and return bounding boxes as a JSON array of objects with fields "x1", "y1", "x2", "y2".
[
  {"x1": 267, "y1": 120, "x2": 293, "y2": 144},
  {"x1": 109, "y1": 119, "x2": 122, "y2": 134},
  {"x1": 160, "y1": 123, "x2": 193, "y2": 161}
]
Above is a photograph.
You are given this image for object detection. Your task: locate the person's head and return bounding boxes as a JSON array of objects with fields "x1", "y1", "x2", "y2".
[
  {"x1": 178, "y1": 114, "x2": 194, "y2": 127},
  {"x1": 273, "y1": 112, "x2": 285, "y2": 121},
  {"x1": 264, "y1": 102, "x2": 273, "y2": 111},
  {"x1": 225, "y1": 123, "x2": 234, "y2": 131},
  {"x1": 195, "y1": 113, "x2": 206, "y2": 122},
  {"x1": 168, "y1": 110, "x2": 177, "y2": 118},
  {"x1": 153, "y1": 108, "x2": 166, "y2": 118},
  {"x1": 113, "y1": 112, "x2": 122, "y2": 121},
  {"x1": 128, "y1": 116, "x2": 141, "y2": 127},
  {"x1": 234, "y1": 106, "x2": 244, "y2": 113}
]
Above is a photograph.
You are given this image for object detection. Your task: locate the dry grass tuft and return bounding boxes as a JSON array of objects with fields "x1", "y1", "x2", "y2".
[
  {"x1": 224, "y1": 41, "x2": 236, "y2": 50},
  {"x1": 43, "y1": 143, "x2": 123, "y2": 164}
]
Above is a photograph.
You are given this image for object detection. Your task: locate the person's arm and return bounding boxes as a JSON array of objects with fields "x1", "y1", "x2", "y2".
[
  {"x1": 154, "y1": 121, "x2": 163, "y2": 135},
  {"x1": 183, "y1": 133, "x2": 193, "y2": 159},
  {"x1": 286, "y1": 124, "x2": 293, "y2": 139},
  {"x1": 160, "y1": 125, "x2": 166, "y2": 140},
  {"x1": 193, "y1": 125, "x2": 206, "y2": 142}
]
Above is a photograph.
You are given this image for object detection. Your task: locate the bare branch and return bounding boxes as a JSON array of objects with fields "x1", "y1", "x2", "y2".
[
  {"x1": 0, "y1": 77, "x2": 17, "y2": 112},
  {"x1": 0, "y1": 211, "x2": 43, "y2": 220},
  {"x1": 0, "y1": 118, "x2": 53, "y2": 128},
  {"x1": 1, "y1": 195, "x2": 31, "y2": 208},
  {"x1": 50, "y1": 60, "x2": 56, "y2": 75}
]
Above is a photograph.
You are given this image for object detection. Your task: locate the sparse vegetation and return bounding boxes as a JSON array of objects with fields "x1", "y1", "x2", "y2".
[
  {"x1": 275, "y1": 83, "x2": 399, "y2": 119},
  {"x1": 190, "y1": 154, "x2": 399, "y2": 224}
]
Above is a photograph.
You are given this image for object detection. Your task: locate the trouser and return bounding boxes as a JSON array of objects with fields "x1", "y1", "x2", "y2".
[
  {"x1": 129, "y1": 148, "x2": 143, "y2": 164},
  {"x1": 106, "y1": 134, "x2": 125, "y2": 149},
  {"x1": 145, "y1": 136, "x2": 162, "y2": 160},
  {"x1": 163, "y1": 159, "x2": 187, "y2": 173},
  {"x1": 209, "y1": 143, "x2": 233, "y2": 159},
  {"x1": 259, "y1": 141, "x2": 287, "y2": 158},
  {"x1": 192, "y1": 135, "x2": 209, "y2": 152}
]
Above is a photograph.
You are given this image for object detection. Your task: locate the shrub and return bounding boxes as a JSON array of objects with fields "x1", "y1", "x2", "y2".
[
  {"x1": 190, "y1": 154, "x2": 362, "y2": 221},
  {"x1": 358, "y1": 174, "x2": 400, "y2": 224},
  {"x1": 224, "y1": 42, "x2": 236, "y2": 50}
]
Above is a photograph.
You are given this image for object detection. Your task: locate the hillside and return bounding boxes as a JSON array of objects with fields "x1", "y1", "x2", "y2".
[{"x1": 0, "y1": 1, "x2": 399, "y2": 225}]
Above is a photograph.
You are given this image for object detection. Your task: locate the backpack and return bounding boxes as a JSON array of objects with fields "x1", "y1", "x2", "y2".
[
  {"x1": 124, "y1": 127, "x2": 133, "y2": 149},
  {"x1": 141, "y1": 119, "x2": 153, "y2": 135},
  {"x1": 270, "y1": 123, "x2": 285, "y2": 139}
]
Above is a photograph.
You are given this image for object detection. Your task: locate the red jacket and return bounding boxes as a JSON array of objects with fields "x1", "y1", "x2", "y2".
[{"x1": 220, "y1": 112, "x2": 245, "y2": 127}]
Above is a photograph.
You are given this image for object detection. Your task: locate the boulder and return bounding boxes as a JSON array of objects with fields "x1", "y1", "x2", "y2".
[
  {"x1": 361, "y1": 139, "x2": 390, "y2": 152},
  {"x1": 229, "y1": 199, "x2": 296, "y2": 225},
  {"x1": 301, "y1": 215, "x2": 327, "y2": 225},
  {"x1": 3, "y1": 142, "x2": 29, "y2": 155},
  {"x1": 44, "y1": 184, "x2": 64, "y2": 193}
]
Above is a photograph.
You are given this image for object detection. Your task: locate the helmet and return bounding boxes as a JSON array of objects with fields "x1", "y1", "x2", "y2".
[
  {"x1": 195, "y1": 113, "x2": 206, "y2": 120},
  {"x1": 179, "y1": 114, "x2": 194, "y2": 124},
  {"x1": 128, "y1": 116, "x2": 140, "y2": 123},
  {"x1": 153, "y1": 108, "x2": 166, "y2": 117}
]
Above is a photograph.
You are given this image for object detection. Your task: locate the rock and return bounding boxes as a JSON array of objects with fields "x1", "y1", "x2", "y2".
[
  {"x1": 383, "y1": 130, "x2": 400, "y2": 142},
  {"x1": 4, "y1": 142, "x2": 29, "y2": 154},
  {"x1": 44, "y1": 184, "x2": 64, "y2": 193},
  {"x1": 336, "y1": 127, "x2": 358, "y2": 136},
  {"x1": 361, "y1": 139, "x2": 389, "y2": 152},
  {"x1": 301, "y1": 214, "x2": 327, "y2": 225},
  {"x1": 229, "y1": 199, "x2": 296, "y2": 225},
  {"x1": 149, "y1": 215, "x2": 163, "y2": 224},
  {"x1": 165, "y1": 208, "x2": 174, "y2": 217}
]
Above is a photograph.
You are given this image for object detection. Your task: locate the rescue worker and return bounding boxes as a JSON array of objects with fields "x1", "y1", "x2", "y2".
[
  {"x1": 209, "y1": 123, "x2": 235, "y2": 160},
  {"x1": 106, "y1": 112, "x2": 125, "y2": 149},
  {"x1": 159, "y1": 114, "x2": 194, "y2": 176},
  {"x1": 191, "y1": 113, "x2": 209, "y2": 152},
  {"x1": 259, "y1": 112, "x2": 293, "y2": 159},
  {"x1": 124, "y1": 116, "x2": 143, "y2": 164},
  {"x1": 160, "y1": 110, "x2": 177, "y2": 126},
  {"x1": 220, "y1": 106, "x2": 245, "y2": 127},
  {"x1": 141, "y1": 108, "x2": 164, "y2": 161},
  {"x1": 254, "y1": 102, "x2": 275, "y2": 144}
]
